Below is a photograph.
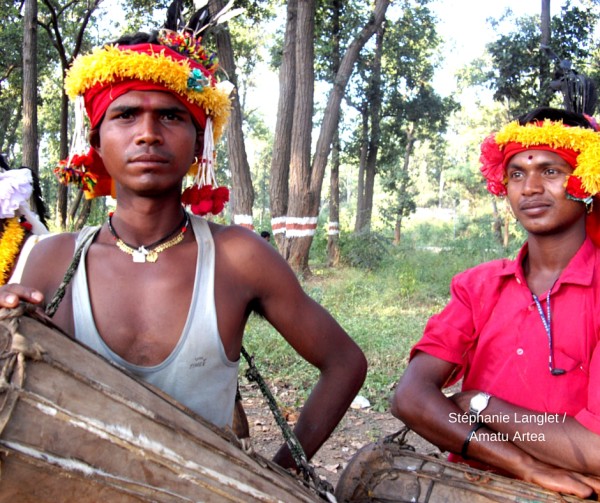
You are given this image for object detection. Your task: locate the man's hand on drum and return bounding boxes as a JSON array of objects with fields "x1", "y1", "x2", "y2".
[
  {"x1": 450, "y1": 390, "x2": 600, "y2": 497},
  {"x1": 517, "y1": 456, "x2": 600, "y2": 499},
  {"x1": 0, "y1": 284, "x2": 43, "y2": 308}
]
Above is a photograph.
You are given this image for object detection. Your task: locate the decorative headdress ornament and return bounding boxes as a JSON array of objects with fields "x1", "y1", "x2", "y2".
[
  {"x1": 479, "y1": 119, "x2": 600, "y2": 203},
  {"x1": 0, "y1": 161, "x2": 50, "y2": 286},
  {"x1": 55, "y1": 0, "x2": 242, "y2": 216},
  {"x1": 0, "y1": 167, "x2": 49, "y2": 235}
]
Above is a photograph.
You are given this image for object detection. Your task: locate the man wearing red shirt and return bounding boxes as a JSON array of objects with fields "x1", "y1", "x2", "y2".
[{"x1": 392, "y1": 107, "x2": 600, "y2": 498}]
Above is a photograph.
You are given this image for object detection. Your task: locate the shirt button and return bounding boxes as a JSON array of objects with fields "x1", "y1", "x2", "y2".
[
  {"x1": 528, "y1": 304, "x2": 534, "y2": 311},
  {"x1": 516, "y1": 278, "x2": 521, "y2": 284},
  {"x1": 516, "y1": 348, "x2": 524, "y2": 355}
]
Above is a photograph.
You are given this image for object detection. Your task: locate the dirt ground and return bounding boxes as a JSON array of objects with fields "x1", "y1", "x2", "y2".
[{"x1": 238, "y1": 382, "x2": 440, "y2": 489}]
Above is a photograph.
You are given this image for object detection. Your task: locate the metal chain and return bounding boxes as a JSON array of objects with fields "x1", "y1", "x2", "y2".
[{"x1": 240, "y1": 346, "x2": 335, "y2": 499}]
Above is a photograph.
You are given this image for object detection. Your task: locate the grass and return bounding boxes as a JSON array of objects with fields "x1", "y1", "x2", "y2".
[{"x1": 241, "y1": 219, "x2": 520, "y2": 413}]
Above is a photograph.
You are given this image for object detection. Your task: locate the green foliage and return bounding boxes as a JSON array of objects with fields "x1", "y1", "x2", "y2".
[
  {"x1": 314, "y1": 0, "x2": 368, "y2": 82},
  {"x1": 483, "y1": 2, "x2": 600, "y2": 115},
  {"x1": 339, "y1": 230, "x2": 392, "y2": 270},
  {"x1": 372, "y1": 2, "x2": 459, "y2": 231}
]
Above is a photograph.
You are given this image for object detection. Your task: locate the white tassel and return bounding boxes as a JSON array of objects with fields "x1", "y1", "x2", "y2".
[
  {"x1": 195, "y1": 117, "x2": 216, "y2": 187},
  {"x1": 68, "y1": 95, "x2": 90, "y2": 166}
]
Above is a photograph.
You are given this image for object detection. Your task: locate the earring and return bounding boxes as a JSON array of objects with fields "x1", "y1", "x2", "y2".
[{"x1": 187, "y1": 157, "x2": 200, "y2": 177}]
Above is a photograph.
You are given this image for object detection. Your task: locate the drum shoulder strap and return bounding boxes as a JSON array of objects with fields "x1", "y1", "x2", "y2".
[{"x1": 45, "y1": 228, "x2": 100, "y2": 318}]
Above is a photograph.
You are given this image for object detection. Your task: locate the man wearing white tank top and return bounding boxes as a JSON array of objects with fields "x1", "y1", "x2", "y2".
[{"x1": 0, "y1": 20, "x2": 367, "y2": 472}]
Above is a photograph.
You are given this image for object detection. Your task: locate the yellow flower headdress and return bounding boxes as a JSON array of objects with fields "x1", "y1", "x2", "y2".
[
  {"x1": 56, "y1": 30, "x2": 234, "y2": 215},
  {"x1": 64, "y1": 42, "x2": 232, "y2": 140}
]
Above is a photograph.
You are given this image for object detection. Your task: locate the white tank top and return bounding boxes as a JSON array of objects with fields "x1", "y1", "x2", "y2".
[{"x1": 72, "y1": 215, "x2": 239, "y2": 427}]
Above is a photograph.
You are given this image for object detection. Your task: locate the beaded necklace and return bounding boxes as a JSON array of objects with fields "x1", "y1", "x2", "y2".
[
  {"x1": 107, "y1": 212, "x2": 189, "y2": 263},
  {"x1": 531, "y1": 280, "x2": 565, "y2": 376},
  {"x1": 0, "y1": 217, "x2": 26, "y2": 285}
]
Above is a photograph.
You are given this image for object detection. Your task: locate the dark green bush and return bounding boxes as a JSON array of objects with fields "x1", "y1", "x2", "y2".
[{"x1": 339, "y1": 230, "x2": 392, "y2": 270}]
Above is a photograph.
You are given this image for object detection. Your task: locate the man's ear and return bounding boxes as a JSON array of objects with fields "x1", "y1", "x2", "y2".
[{"x1": 89, "y1": 128, "x2": 101, "y2": 150}]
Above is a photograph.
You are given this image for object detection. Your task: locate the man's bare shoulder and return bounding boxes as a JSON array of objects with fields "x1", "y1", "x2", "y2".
[
  {"x1": 21, "y1": 232, "x2": 80, "y2": 292},
  {"x1": 208, "y1": 222, "x2": 273, "y2": 257},
  {"x1": 28, "y1": 232, "x2": 78, "y2": 260},
  {"x1": 207, "y1": 222, "x2": 296, "y2": 283},
  {"x1": 208, "y1": 221, "x2": 258, "y2": 241}
]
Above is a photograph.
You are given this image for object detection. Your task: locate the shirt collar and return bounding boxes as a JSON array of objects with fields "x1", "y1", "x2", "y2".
[{"x1": 498, "y1": 237, "x2": 596, "y2": 287}]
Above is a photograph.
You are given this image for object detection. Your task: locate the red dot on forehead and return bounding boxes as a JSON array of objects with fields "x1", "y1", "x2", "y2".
[{"x1": 528, "y1": 155, "x2": 533, "y2": 160}]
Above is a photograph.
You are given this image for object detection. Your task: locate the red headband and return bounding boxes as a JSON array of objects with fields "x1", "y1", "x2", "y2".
[
  {"x1": 85, "y1": 81, "x2": 208, "y2": 129},
  {"x1": 502, "y1": 143, "x2": 579, "y2": 170},
  {"x1": 84, "y1": 44, "x2": 213, "y2": 129}
]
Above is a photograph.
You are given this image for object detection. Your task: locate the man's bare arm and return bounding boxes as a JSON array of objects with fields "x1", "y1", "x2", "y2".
[
  {"x1": 0, "y1": 233, "x2": 76, "y2": 334},
  {"x1": 220, "y1": 229, "x2": 367, "y2": 469}
]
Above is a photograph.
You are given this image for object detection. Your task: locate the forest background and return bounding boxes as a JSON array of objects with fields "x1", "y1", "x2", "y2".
[{"x1": 3, "y1": 0, "x2": 600, "y2": 412}]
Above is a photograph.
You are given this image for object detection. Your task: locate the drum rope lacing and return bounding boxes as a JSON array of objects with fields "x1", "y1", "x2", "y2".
[
  {"x1": 0, "y1": 303, "x2": 44, "y2": 394},
  {"x1": 43, "y1": 228, "x2": 335, "y2": 501}
]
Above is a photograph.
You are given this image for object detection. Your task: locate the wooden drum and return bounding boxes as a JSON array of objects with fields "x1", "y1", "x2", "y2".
[
  {"x1": 0, "y1": 304, "x2": 323, "y2": 502},
  {"x1": 335, "y1": 431, "x2": 587, "y2": 503}
]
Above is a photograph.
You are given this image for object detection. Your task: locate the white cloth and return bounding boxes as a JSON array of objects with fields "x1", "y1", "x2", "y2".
[
  {"x1": 0, "y1": 169, "x2": 33, "y2": 218},
  {"x1": 0, "y1": 168, "x2": 49, "y2": 235},
  {"x1": 8, "y1": 233, "x2": 54, "y2": 283}
]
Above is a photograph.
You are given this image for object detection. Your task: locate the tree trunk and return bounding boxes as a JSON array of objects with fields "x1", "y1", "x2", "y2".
[
  {"x1": 210, "y1": 0, "x2": 254, "y2": 230},
  {"x1": 358, "y1": 24, "x2": 384, "y2": 234},
  {"x1": 22, "y1": 0, "x2": 38, "y2": 175},
  {"x1": 540, "y1": 0, "x2": 552, "y2": 106},
  {"x1": 74, "y1": 199, "x2": 92, "y2": 230},
  {"x1": 1, "y1": 100, "x2": 22, "y2": 160},
  {"x1": 57, "y1": 91, "x2": 69, "y2": 229},
  {"x1": 0, "y1": 67, "x2": 19, "y2": 153},
  {"x1": 68, "y1": 189, "x2": 83, "y2": 227},
  {"x1": 286, "y1": 0, "x2": 391, "y2": 275},
  {"x1": 393, "y1": 125, "x2": 415, "y2": 246},
  {"x1": 354, "y1": 104, "x2": 369, "y2": 232},
  {"x1": 288, "y1": 0, "x2": 390, "y2": 273},
  {"x1": 285, "y1": 0, "x2": 316, "y2": 272},
  {"x1": 269, "y1": 0, "x2": 297, "y2": 250},
  {"x1": 327, "y1": 0, "x2": 342, "y2": 267},
  {"x1": 393, "y1": 217, "x2": 402, "y2": 245},
  {"x1": 327, "y1": 128, "x2": 341, "y2": 267}
]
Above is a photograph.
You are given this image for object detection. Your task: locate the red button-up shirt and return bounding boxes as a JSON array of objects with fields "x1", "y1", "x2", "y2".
[{"x1": 412, "y1": 236, "x2": 600, "y2": 435}]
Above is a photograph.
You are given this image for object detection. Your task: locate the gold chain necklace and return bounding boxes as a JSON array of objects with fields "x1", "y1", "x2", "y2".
[{"x1": 108, "y1": 212, "x2": 189, "y2": 263}]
